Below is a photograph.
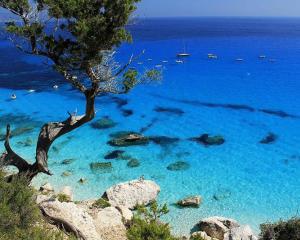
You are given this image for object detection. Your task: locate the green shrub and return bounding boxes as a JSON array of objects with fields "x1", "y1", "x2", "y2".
[
  {"x1": 190, "y1": 235, "x2": 206, "y2": 240},
  {"x1": 127, "y1": 201, "x2": 178, "y2": 240},
  {"x1": 92, "y1": 198, "x2": 111, "y2": 209},
  {"x1": 0, "y1": 170, "x2": 74, "y2": 240},
  {"x1": 0, "y1": 172, "x2": 39, "y2": 233},
  {"x1": 57, "y1": 193, "x2": 71, "y2": 203},
  {"x1": 260, "y1": 218, "x2": 300, "y2": 240}
]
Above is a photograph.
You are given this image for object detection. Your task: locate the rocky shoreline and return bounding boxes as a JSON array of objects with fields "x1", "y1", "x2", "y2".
[{"x1": 36, "y1": 179, "x2": 257, "y2": 240}]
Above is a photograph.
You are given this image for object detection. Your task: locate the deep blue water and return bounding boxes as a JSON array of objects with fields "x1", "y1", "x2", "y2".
[{"x1": 1, "y1": 18, "x2": 300, "y2": 235}]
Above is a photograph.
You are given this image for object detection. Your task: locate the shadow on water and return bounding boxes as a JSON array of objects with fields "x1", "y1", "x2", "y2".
[{"x1": 150, "y1": 94, "x2": 299, "y2": 119}]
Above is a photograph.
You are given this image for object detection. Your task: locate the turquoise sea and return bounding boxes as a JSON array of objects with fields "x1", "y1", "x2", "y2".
[{"x1": 1, "y1": 17, "x2": 300, "y2": 235}]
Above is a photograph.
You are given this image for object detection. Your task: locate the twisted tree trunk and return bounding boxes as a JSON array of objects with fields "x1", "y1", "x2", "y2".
[{"x1": 0, "y1": 89, "x2": 96, "y2": 182}]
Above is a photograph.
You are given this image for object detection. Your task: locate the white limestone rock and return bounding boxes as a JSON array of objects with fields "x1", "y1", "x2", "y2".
[
  {"x1": 103, "y1": 179, "x2": 160, "y2": 209},
  {"x1": 59, "y1": 186, "x2": 73, "y2": 202},
  {"x1": 94, "y1": 207, "x2": 127, "y2": 240},
  {"x1": 198, "y1": 216, "x2": 239, "y2": 240},
  {"x1": 40, "y1": 200, "x2": 101, "y2": 240},
  {"x1": 224, "y1": 225, "x2": 258, "y2": 240}
]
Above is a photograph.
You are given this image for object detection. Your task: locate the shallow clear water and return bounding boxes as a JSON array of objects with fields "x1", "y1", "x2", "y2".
[{"x1": 1, "y1": 17, "x2": 300, "y2": 235}]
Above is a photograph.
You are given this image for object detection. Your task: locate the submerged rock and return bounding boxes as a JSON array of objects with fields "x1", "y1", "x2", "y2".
[
  {"x1": 91, "y1": 117, "x2": 117, "y2": 129},
  {"x1": 61, "y1": 158, "x2": 76, "y2": 165},
  {"x1": 259, "y1": 132, "x2": 277, "y2": 144},
  {"x1": 150, "y1": 136, "x2": 180, "y2": 146},
  {"x1": 90, "y1": 162, "x2": 112, "y2": 173},
  {"x1": 109, "y1": 131, "x2": 138, "y2": 138},
  {"x1": 154, "y1": 106, "x2": 184, "y2": 116},
  {"x1": 127, "y1": 158, "x2": 140, "y2": 168},
  {"x1": 108, "y1": 133, "x2": 149, "y2": 147},
  {"x1": 103, "y1": 179, "x2": 160, "y2": 209},
  {"x1": 121, "y1": 109, "x2": 133, "y2": 117},
  {"x1": 104, "y1": 150, "x2": 125, "y2": 160},
  {"x1": 190, "y1": 134, "x2": 225, "y2": 146},
  {"x1": 177, "y1": 195, "x2": 202, "y2": 208},
  {"x1": 213, "y1": 189, "x2": 231, "y2": 201},
  {"x1": 17, "y1": 137, "x2": 33, "y2": 147},
  {"x1": 167, "y1": 161, "x2": 190, "y2": 171},
  {"x1": 61, "y1": 171, "x2": 72, "y2": 177},
  {"x1": 12, "y1": 125, "x2": 35, "y2": 136}
]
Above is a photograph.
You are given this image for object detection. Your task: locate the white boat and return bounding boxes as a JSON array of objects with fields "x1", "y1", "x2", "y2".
[
  {"x1": 259, "y1": 55, "x2": 266, "y2": 59},
  {"x1": 177, "y1": 53, "x2": 190, "y2": 57},
  {"x1": 162, "y1": 60, "x2": 168, "y2": 63},
  {"x1": 155, "y1": 64, "x2": 163, "y2": 68},
  {"x1": 11, "y1": 94, "x2": 17, "y2": 100},
  {"x1": 236, "y1": 58, "x2": 244, "y2": 62},
  {"x1": 27, "y1": 89, "x2": 36, "y2": 93},
  {"x1": 176, "y1": 60, "x2": 184, "y2": 64},
  {"x1": 177, "y1": 42, "x2": 190, "y2": 57},
  {"x1": 208, "y1": 54, "x2": 218, "y2": 59},
  {"x1": 137, "y1": 62, "x2": 143, "y2": 65},
  {"x1": 53, "y1": 85, "x2": 59, "y2": 89},
  {"x1": 147, "y1": 58, "x2": 153, "y2": 61}
]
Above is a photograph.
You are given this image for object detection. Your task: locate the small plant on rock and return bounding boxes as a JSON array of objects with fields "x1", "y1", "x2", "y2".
[
  {"x1": 127, "y1": 201, "x2": 178, "y2": 240},
  {"x1": 56, "y1": 193, "x2": 71, "y2": 203},
  {"x1": 92, "y1": 198, "x2": 111, "y2": 209}
]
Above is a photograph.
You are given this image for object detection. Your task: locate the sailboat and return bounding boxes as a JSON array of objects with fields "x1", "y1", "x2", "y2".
[{"x1": 177, "y1": 42, "x2": 190, "y2": 57}]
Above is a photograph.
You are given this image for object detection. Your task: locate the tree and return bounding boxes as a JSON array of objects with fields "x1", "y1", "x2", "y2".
[{"x1": 0, "y1": 0, "x2": 160, "y2": 181}]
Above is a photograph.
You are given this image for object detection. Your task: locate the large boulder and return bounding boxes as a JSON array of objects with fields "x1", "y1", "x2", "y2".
[
  {"x1": 224, "y1": 225, "x2": 257, "y2": 240},
  {"x1": 40, "y1": 183, "x2": 54, "y2": 194},
  {"x1": 177, "y1": 195, "x2": 202, "y2": 208},
  {"x1": 94, "y1": 207, "x2": 127, "y2": 240},
  {"x1": 108, "y1": 132, "x2": 149, "y2": 147},
  {"x1": 190, "y1": 134, "x2": 225, "y2": 146},
  {"x1": 40, "y1": 200, "x2": 101, "y2": 240},
  {"x1": 191, "y1": 231, "x2": 218, "y2": 240},
  {"x1": 198, "y1": 216, "x2": 239, "y2": 240},
  {"x1": 103, "y1": 179, "x2": 160, "y2": 209}
]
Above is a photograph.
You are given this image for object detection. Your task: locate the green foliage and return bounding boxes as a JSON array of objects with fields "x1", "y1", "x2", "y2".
[
  {"x1": 144, "y1": 69, "x2": 162, "y2": 81},
  {"x1": 92, "y1": 198, "x2": 111, "y2": 209},
  {"x1": 57, "y1": 193, "x2": 71, "y2": 202},
  {"x1": 0, "y1": 170, "x2": 73, "y2": 240},
  {"x1": 127, "y1": 201, "x2": 178, "y2": 240},
  {"x1": 190, "y1": 235, "x2": 206, "y2": 240},
  {"x1": 1, "y1": 0, "x2": 140, "y2": 71},
  {"x1": 0, "y1": 172, "x2": 39, "y2": 232},
  {"x1": 260, "y1": 218, "x2": 300, "y2": 240},
  {"x1": 123, "y1": 68, "x2": 138, "y2": 92}
]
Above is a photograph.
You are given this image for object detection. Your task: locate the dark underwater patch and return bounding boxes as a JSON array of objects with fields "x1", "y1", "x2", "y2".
[
  {"x1": 150, "y1": 94, "x2": 298, "y2": 119},
  {"x1": 121, "y1": 109, "x2": 134, "y2": 117},
  {"x1": 154, "y1": 106, "x2": 184, "y2": 116},
  {"x1": 150, "y1": 136, "x2": 180, "y2": 146},
  {"x1": 111, "y1": 97, "x2": 128, "y2": 108},
  {"x1": 259, "y1": 132, "x2": 278, "y2": 144},
  {"x1": 104, "y1": 150, "x2": 125, "y2": 160},
  {"x1": 190, "y1": 134, "x2": 225, "y2": 146},
  {"x1": 140, "y1": 118, "x2": 159, "y2": 133},
  {"x1": 259, "y1": 109, "x2": 298, "y2": 119}
]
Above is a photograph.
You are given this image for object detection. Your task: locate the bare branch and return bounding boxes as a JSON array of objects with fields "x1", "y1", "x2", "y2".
[{"x1": 114, "y1": 50, "x2": 145, "y2": 77}]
